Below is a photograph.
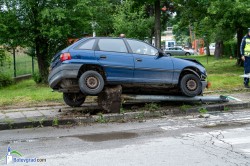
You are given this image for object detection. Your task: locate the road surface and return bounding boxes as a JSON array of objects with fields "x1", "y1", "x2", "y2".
[{"x1": 0, "y1": 109, "x2": 250, "y2": 165}]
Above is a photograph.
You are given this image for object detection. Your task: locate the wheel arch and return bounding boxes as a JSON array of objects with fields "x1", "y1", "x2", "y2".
[
  {"x1": 77, "y1": 64, "x2": 106, "y2": 81},
  {"x1": 178, "y1": 67, "x2": 201, "y2": 85}
]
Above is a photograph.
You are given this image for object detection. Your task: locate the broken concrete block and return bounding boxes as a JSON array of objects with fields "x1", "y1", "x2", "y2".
[{"x1": 98, "y1": 85, "x2": 122, "y2": 113}]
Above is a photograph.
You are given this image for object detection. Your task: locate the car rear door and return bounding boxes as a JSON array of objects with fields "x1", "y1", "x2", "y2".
[
  {"x1": 126, "y1": 39, "x2": 174, "y2": 84},
  {"x1": 94, "y1": 38, "x2": 134, "y2": 83}
]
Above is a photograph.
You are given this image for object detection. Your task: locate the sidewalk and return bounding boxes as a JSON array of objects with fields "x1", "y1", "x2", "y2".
[{"x1": 0, "y1": 92, "x2": 250, "y2": 130}]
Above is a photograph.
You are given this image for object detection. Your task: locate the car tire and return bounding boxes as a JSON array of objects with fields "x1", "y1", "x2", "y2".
[
  {"x1": 79, "y1": 70, "x2": 104, "y2": 95},
  {"x1": 63, "y1": 93, "x2": 86, "y2": 107},
  {"x1": 185, "y1": 52, "x2": 191, "y2": 56},
  {"x1": 180, "y1": 74, "x2": 202, "y2": 97},
  {"x1": 166, "y1": 53, "x2": 172, "y2": 56}
]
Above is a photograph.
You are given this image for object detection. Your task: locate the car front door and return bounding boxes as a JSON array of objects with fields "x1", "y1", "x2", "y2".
[
  {"x1": 177, "y1": 48, "x2": 185, "y2": 55},
  {"x1": 95, "y1": 38, "x2": 134, "y2": 83},
  {"x1": 126, "y1": 39, "x2": 174, "y2": 84}
]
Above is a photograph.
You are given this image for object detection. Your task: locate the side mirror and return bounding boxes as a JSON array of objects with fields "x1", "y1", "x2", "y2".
[
  {"x1": 155, "y1": 51, "x2": 164, "y2": 59},
  {"x1": 158, "y1": 51, "x2": 164, "y2": 57}
]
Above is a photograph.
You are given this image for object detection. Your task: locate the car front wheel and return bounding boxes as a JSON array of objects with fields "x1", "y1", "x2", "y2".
[
  {"x1": 63, "y1": 93, "x2": 86, "y2": 107},
  {"x1": 79, "y1": 70, "x2": 105, "y2": 95},
  {"x1": 180, "y1": 74, "x2": 202, "y2": 97}
]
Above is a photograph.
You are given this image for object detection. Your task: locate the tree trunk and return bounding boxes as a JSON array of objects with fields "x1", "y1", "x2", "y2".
[
  {"x1": 214, "y1": 41, "x2": 223, "y2": 59},
  {"x1": 236, "y1": 27, "x2": 244, "y2": 66},
  {"x1": 35, "y1": 36, "x2": 49, "y2": 83},
  {"x1": 154, "y1": 0, "x2": 161, "y2": 49},
  {"x1": 204, "y1": 39, "x2": 210, "y2": 56}
]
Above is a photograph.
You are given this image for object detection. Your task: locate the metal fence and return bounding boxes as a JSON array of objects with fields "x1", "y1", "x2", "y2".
[{"x1": 0, "y1": 53, "x2": 37, "y2": 78}]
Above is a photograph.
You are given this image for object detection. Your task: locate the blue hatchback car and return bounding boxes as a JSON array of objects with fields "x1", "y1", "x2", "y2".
[{"x1": 48, "y1": 37, "x2": 207, "y2": 107}]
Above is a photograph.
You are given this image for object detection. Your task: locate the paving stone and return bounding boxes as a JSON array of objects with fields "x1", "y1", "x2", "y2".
[
  {"x1": 0, "y1": 112, "x2": 6, "y2": 120},
  {"x1": 5, "y1": 112, "x2": 25, "y2": 119},
  {"x1": 39, "y1": 109, "x2": 61, "y2": 117},
  {"x1": 22, "y1": 111, "x2": 44, "y2": 118}
]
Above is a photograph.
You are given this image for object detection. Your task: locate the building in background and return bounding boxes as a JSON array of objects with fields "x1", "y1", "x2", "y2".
[{"x1": 161, "y1": 27, "x2": 176, "y2": 50}]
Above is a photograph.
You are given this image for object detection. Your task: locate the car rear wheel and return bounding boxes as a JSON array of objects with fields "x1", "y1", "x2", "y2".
[
  {"x1": 185, "y1": 52, "x2": 191, "y2": 56},
  {"x1": 63, "y1": 93, "x2": 86, "y2": 107},
  {"x1": 180, "y1": 74, "x2": 202, "y2": 97},
  {"x1": 79, "y1": 70, "x2": 105, "y2": 95},
  {"x1": 166, "y1": 53, "x2": 172, "y2": 56}
]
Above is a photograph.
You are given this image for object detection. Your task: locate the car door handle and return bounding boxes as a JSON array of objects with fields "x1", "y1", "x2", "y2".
[
  {"x1": 100, "y1": 55, "x2": 107, "y2": 59},
  {"x1": 136, "y1": 58, "x2": 142, "y2": 62}
]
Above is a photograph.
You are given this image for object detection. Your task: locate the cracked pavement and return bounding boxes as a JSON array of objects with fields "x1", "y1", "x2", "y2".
[{"x1": 0, "y1": 109, "x2": 250, "y2": 165}]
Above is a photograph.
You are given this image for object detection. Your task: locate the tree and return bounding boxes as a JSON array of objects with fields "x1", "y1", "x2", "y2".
[
  {"x1": 113, "y1": 0, "x2": 154, "y2": 40},
  {"x1": 0, "y1": 0, "x2": 105, "y2": 83},
  {"x1": 0, "y1": 0, "x2": 27, "y2": 77},
  {"x1": 174, "y1": 0, "x2": 250, "y2": 62},
  {"x1": 173, "y1": 0, "x2": 214, "y2": 55},
  {"x1": 207, "y1": 0, "x2": 250, "y2": 64}
]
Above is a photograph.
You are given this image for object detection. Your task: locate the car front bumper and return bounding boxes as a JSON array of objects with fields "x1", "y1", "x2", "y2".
[
  {"x1": 201, "y1": 80, "x2": 207, "y2": 93},
  {"x1": 48, "y1": 64, "x2": 82, "y2": 89}
]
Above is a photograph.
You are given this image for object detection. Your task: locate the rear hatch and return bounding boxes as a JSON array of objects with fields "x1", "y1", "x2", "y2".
[
  {"x1": 50, "y1": 37, "x2": 89, "y2": 70},
  {"x1": 50, "y1": 51, "x2": 64, "y2": 70}
]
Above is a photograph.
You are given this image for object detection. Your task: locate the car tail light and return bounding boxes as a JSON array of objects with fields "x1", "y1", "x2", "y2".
[{"x1": 60, "y1": 53, "x2": 71, "y2": 62}]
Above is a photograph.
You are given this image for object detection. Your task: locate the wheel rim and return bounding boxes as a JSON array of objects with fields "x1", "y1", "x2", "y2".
[
  {"x1": 186, "y1": 79, "x2": 197, "y2": 91},
  {"x1": 85, "y1": 76, "x2": 99, "y2": 89}
]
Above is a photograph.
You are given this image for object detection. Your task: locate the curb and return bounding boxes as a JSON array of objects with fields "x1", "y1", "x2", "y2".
[{"x1": 0, "y1": 101, "x2": 250, "y2": 131}]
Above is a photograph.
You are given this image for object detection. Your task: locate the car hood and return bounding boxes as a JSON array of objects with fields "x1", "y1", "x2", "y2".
[{"x1": 181, "y1": 58, "x2": 204, "y2": 67}]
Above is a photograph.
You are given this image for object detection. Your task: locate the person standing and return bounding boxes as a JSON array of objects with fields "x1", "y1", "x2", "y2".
[{"x1": 240, "y1": 28, "x2": 250, "y2": 88}]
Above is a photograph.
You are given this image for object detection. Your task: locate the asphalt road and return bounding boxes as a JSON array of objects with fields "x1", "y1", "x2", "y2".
[{"x1": 1, "y1": 109, "x2": 250, "y2": 166}]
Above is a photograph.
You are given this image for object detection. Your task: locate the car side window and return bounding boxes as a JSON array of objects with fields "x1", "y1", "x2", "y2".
[
  {"x1": 75, "y1": 39, "x2": 95, "y2": 50},
  {"x1": 127, "y1": 39, "x2": 158, "y2": 56},
  {"x1": 98, "y1": 39, "x2": 128, "y2": 53}
]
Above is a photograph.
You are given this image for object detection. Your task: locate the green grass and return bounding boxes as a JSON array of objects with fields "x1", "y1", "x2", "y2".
[
  {"x1": 178, "y1": 55, "x2": 243, "y2": 91},
  {"x1": 0, "y1": 79, "x2": 62, "y2": 107}
]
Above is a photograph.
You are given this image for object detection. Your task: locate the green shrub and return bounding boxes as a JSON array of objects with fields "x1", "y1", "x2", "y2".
[
  {"x1": 223, "y1": 40, "x2": 237, "y2": 57},
  {"x1": 0, "y1": 73, "x2": 13, "y2": 88},
  {"x1": 32, "y1": 72, "x2": 42, "y2": 84}
]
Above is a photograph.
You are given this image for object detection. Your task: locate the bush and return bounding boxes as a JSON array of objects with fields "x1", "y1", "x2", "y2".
[
  {"x1": 224, "y1": 40, "x2": 237, "y2": 57},
  {"x1": 32, "y1": 72, "x2": 42, "y2": 84},
  {"x1": 0, "y1": 73, "x2": 13, "y2": 88},
  {"x1": 0, "y1": 48, "x2": 6, "y2": 66}
]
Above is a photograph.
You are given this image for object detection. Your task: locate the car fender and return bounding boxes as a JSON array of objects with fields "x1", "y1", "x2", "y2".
[{"x1": 182, "y1": 68, "x2": 200, "y2": 79}]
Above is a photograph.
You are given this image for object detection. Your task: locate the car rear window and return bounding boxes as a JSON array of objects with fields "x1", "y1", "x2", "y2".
[
  {"x1": 75, "y1": 39, "x2": 95, "y2": 50},
  {"x1": 98, "y1": 39, "x2": 128, "y2": 53}
]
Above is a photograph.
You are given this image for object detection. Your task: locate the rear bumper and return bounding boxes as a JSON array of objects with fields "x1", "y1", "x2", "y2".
[{"x1": 48, "y1": 64, "x2": 81, "y2": 89}]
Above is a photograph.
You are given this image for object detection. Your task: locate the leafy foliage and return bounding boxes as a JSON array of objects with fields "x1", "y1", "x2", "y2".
[
  {"x1": 113, "y1": 0, "x2": 154, "y2": 40},
  {"x1": 173, "y1": 0, "x2": 250, "y2": 59},
  {"x1": 0, "y1": 0, "x2": 127, "y2": 83},
  {"x1": 0, "y1": 48, "x2": 6, "y2": 66},
  {"x1": 0, "y1": 73, "x2": 13, "y2": 88},
  {"x1": 0, "y1": 48, "x2": 13, "y2": 87}
]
